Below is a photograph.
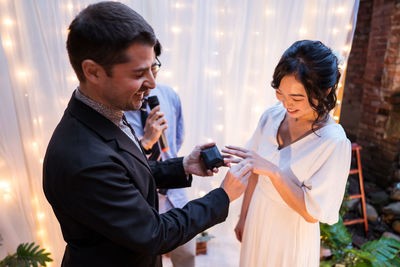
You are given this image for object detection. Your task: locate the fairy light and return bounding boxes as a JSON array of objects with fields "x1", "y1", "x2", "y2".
[
  {"x1": 39, "y1": 158, "x2": 44, "y2": 164},
  {"x1": 254, "y1": 31, "x2": 260, "y2": 36},
  {"x1": 219, "y1": 8, "x2": 225, "y2": 14},
  {"x1": 67, "y1": 3, "x2": 73, "y2": 11},
  {"x1": 24, "y1": 93, "x2": 28, "y2": 97},
  {"x1": 216, "y1": 89, "x2": 224, "y2": 96},
  {"x1": 32, "y1": 141, "x2": 38, "y2": 148},
  {"x1": 3, "y1": 18, "x2": 13, "y2": 26},
  {"x1": 161, "y1": 71, "x2": 172, "y2": 78},
  {"x1": 332, "y1": 28, "x2": 339, "y2": 35},
  {"x1": 213, "y1": 51, "x2": 219, "y2": 56},
  {"x1": 216, "y1": 124, "x2": 224, "y2": 131},
  {"x1": 171, "y1": 26, "x2": 181, "y2": 34},
  {"x1": 69, "y1": 75, "x2": 78, "y2": 82},
  {"x1": 172, "y1": 86, "x2": 179, "y2": 92},
  {"x1": 174, "y1": 2, "x2": 182, "y2": 9},
  {"x1": 299, "y1": 28, "x2": 307, "y2": 35},
  {"x1": 0, "y1": 181, "x2": 11, "y2": 201},
  {"x1": 206, "y1": 138, "x2": 213, "y2": 143},
  {"x1": 37, "y1": 212, "x2": 45, "y2": 220},
  {"x1": 346, "y1": 24, "x2": 352, "y2": 31},
  {"x1": 343, "y1": 45, "x2": 350, "y2": 52},
  {"x1": 216, "y1": 31, "x2": 225, "y2": 37},
  {"x1": 265, "y1": 9, "x2": 273, "y2": 15},
  {"x1": 338, "y1": 82, "x2": 343, "y2": 88},
  {"x1": 336, "y1": 7, "x2": 345, "y2": 14},
  {"x1": 198, "y1": 190, "x2": 206, "y2": 197},
  {"x1": 17, "y1": 70, "x2": 28, "y2": 78},
  {"x1": 337, "y1": 100, "x2": 341, "y2": 104},
  {"x1": 218, "y1": 106, "x2": 223, "y2": 111},
  {"x1": 38, "y1": 116, "x2": 43, "y2": 124},
  {"x1": 33, "y1": 119, "x2": 38, "y2": 125},
  {"x1": 2, "y1": 38, "x2": 13, "y2": 48},
  {"x1": 253, "y1": 105, "x2": 263, "y2": 113},
  {"x1": 334, "y1": 115, "x2": 339, "y2": 121}
]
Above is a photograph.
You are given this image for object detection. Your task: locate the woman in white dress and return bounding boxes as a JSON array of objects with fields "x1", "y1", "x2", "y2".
[{"x1": 223, "y1": 40, "x2": 352, "y2": 267}]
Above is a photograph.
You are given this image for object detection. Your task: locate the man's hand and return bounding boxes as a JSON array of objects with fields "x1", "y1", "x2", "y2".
[
  {"x1": 220, "y1": 161, "x2": 251, "y2": 202},
  {"x1": 141, "y1": 106, "x2": 168, "y2": 150},
  {"x1": 183, "y1": 143, "x2": 219, "y2": 176}
]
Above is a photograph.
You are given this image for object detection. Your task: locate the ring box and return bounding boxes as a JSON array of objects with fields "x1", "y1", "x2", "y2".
[{"x1": 200, "y1": 145, "x2": 224, "y2": 170}]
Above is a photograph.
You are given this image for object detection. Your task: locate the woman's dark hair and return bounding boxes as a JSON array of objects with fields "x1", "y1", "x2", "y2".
[
  {"x1": 271, "y1": 40, "x2": 340, "y2": 128},
  {"x1": 67, "y1": 1, "x2": 157, "y2": 82}
]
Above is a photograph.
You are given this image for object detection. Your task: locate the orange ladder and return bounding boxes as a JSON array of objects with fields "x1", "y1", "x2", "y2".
[{"x1": 343, "y1": 143, "x2": 368, "y2": 235}]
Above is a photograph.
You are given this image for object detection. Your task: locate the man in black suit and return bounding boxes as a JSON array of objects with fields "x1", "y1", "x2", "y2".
[{"x1": 42, "y1": 2, "x2": 250, "y2": 267}]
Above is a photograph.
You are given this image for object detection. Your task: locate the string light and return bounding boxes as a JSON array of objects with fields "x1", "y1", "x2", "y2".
[
  {"x1": 336, "y1": 7, "x2": 345, "y2": 14},
  {"x1": 198, "y1": 190, "x2": 206, "y2": 197},
  {"x1": 3, "y1": 18, "x2": 13, "y2": 26},
  {"x1": 213, "y1": 51, "x2": 219, "y2": 56},
  {"x1": 254, "y1": 31, "x2": 260, "y2": 36},
  {"x1": 265, "y1": 9, "x2": 273, "y2": 15},
  {"x1": 0, "y1": 181, "x2": 11, "y2": 201},
  {"x1": 37, "y1": 212, "x2": 45, "y2": 220},
  {"x1": 17, "y1": 70, "x2": 28, "y2": 78},
  {"x1": 39, "y1": 158, "x2": 44, "y2": 164},
  {"x1": 160, "y1": 71, "x2": 172, "y2": 78},
  {"x1": 332, "y1": 28, "x2": 339, "y2": 35},
  {"x1": 2, "y1": 38, "x2": 13, "y2": 48},
  {"x1": 174, "y1": 2, "x2": 182, "y2": 9},
  {"x1": 217, "y1": 89, "x2": 224, "y2": 96},
  {"x1": 67, "y1": 3, "x2": 73, "y2": 11},
  {"x1": 216, "y1": 31, "x2": 225, "y2": 37},
  {"x1": 338, "y1": 82, "x2": 343, "y2": 88},
  {"x1": 299, "y1": 28, "x2": 307, "y2": 35},
  {"x1": 216, "y1": 124, "x2": 224, "y2": 131},
  {"x1": 337, "y1": 100, "x2": 341, "y2": 104},
  {"x1": 218, "y1": 106, "x2": 223, "y2": 111},
  {"x1": 32, "y1": 141, "x2": 38, "y2": 148},
  {"x1": 171, "y1": 26, "x2": 181, "y2": 34},
  {"x1": 342, "y1": 45, "x2": 350, "y2": 52},
  {"x1": 346, "y1": 24, "x2": 352, "y2": 31}
]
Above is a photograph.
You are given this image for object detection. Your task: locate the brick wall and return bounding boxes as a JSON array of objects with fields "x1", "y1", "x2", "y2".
[{"x1": 341, "y1": 0, "x2": 400, "y2": 187}]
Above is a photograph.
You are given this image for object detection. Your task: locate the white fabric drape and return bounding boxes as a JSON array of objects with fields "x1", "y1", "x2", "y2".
[{"x1": 0, "y1": 0, "x2": 358, "y2": 265}]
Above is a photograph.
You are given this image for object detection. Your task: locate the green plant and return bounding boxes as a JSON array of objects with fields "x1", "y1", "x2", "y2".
[
  {"x1": 320, "y1": 218, "x2": 400, "y2": 267},
  {"x1": 0, "y1": 242, "x2": 53, "y2": 267},
  {"x1": 196, "y1": 231, "x2": 215, "y2": 243}
]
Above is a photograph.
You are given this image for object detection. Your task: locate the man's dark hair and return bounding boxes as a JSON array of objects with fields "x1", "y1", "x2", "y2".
[
  {"x1": 67, "y1": 1, "x2": 157, "y2": 82},
  {"x1": 154, "y1": 39, "x2": 162, "y2": 57},
  {"x1": 271, "y1": 40, "x2": 340, "y2": 130}
]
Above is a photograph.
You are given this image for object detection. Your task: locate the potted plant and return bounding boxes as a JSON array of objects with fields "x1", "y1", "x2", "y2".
[
  {"x1": 0, "y1": 242, "x2": 53, "y2": 267},
  {"x1": 196, "y1": 231, "x2": 215, "y2": 255}
]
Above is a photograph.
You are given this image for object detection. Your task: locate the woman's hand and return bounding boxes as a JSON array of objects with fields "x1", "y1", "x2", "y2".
[
  {"x1": 234, "y1": 217, "x2": 246, "y2": 242},
  {"x1": 222, "y1": 145, "x2": 279, "y2": 177}
]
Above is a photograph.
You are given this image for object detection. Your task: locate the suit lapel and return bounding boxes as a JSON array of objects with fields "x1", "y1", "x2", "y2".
[{"x1": 67, "y1": 93, "x2": 152, "y2": 173}]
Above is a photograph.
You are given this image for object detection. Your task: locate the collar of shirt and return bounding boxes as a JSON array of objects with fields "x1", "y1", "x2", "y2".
[{"x1": 75, "y1": 88, "x2": 123, "y2": 126}]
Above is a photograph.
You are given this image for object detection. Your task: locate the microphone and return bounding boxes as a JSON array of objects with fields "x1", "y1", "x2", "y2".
[{"x1": 147, "y1": 95, "x2": 169, "y2": 152}]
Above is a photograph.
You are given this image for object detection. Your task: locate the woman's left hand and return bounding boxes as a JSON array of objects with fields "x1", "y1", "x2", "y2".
[{"x1": 222, "y1": 145, "x2": 279, "y2": 177}]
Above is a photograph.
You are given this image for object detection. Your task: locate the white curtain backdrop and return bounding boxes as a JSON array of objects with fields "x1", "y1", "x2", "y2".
[{"x1": 0, "y1": 0, "x2": 358, "y2": 265}]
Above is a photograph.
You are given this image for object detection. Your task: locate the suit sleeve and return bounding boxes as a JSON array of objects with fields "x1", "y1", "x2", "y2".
[
  {"x1": 149, "y1": 157, "x2": 193, "y2": 189},
  {"x1": 64, "y1": 160, "x2": 229, "y2": 256}
]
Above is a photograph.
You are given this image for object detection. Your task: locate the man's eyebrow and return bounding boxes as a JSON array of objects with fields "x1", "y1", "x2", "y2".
[{"x1": 131, "y1": 66, "x2": 150, "y2": 72}]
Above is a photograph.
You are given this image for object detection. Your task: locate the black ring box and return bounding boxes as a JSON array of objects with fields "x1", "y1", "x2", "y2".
[{"x1": 200, "y1": 145, "x2": 224, "y2": 170}]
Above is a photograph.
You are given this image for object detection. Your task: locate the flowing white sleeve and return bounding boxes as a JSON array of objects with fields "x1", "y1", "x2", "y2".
[{"x1": 301, "y1": 138, "x2": 351, "y2": 225}]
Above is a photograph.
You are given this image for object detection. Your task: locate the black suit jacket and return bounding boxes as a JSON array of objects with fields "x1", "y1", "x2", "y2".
[{"x1": 43, "y1": 93, "x2": 229, "y2": 267}]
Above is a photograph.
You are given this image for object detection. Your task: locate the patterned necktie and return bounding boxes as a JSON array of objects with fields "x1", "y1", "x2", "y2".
[{"x1": 140, "y1": 100, "x2": 162, "y2": 162}]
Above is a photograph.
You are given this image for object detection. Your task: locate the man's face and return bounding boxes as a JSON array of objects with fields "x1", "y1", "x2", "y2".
[{"x1": 100, "y1": 43, "x2": 156, "y2": 111}]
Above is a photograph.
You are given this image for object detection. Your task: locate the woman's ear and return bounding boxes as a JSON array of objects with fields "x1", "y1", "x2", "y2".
[{"x1": 326, "y1": 88, "x2": 332, "y2": 96}]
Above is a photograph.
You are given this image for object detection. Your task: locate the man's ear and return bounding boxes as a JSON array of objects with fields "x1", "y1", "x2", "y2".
[{"x1": 81, "y1": 59, "x2": 107, "y2": 84}]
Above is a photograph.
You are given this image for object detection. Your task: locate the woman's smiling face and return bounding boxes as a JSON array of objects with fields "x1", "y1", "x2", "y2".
[{"x1": 275, "y1": 75, "x2": 317, "y2": 121}]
